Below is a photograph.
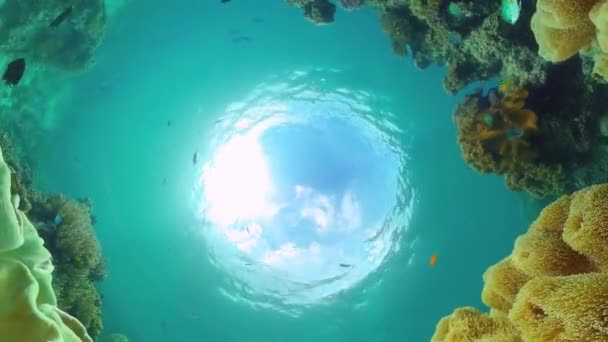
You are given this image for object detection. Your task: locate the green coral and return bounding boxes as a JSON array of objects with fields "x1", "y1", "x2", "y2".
[{"x1": 28, "y1": 194, "x2": 106, "y2": 339}]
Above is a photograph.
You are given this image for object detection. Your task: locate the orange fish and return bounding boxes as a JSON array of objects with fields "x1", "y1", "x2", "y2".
[{"x1": 429, "y1": 253, "x2": 438, "y2": 267}]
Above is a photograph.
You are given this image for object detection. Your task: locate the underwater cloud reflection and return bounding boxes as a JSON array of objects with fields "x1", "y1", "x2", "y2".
[{"x1": 192, "y1": 69, "x2": 414, "y2": 315}]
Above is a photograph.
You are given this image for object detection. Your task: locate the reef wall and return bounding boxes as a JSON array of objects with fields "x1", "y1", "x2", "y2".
[{"x1": 286, "y1": 0, "x2": 608, "y2": 198}]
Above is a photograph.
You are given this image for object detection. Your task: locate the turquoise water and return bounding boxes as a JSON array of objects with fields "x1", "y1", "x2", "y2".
[{"x1": 36, "y1": 1, "x2": 534, "y2": 341}]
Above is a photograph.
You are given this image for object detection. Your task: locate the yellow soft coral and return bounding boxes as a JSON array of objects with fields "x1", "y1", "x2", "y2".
[
  {"x1": 433, "y1": 184, "x2": 608, "y2": 341},
  {"x1": 562, "y1": 184, "x2": 608, "y2": 270},
  {"x1": 432, "y1": 307, "x2": 522, "y2": 342},
  {"x1": 531, "y1": 0, "x2": 598, "y2": 62},
  {"x1": 509, "y1": 273, "x2": 608, "y2": 341}
]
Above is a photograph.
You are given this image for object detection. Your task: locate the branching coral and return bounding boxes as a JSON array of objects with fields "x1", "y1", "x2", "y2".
[
  {"x1": 433, "y1": 184, "x2": 608, "y2": 341},
  {"x1": 27, "y1": 194, "x2": 106, "y2": 339}
]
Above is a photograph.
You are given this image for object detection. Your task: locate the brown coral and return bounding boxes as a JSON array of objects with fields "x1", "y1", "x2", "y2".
[
  {"x1": 454, "y1": 85, "x2": 567, "y2": 197},
  {"x1": 433, "y1": 184, "x2": 608, "y2": 341},
  {"x1": 27, "y1": 193, "x2": 106, "y2": 339}
]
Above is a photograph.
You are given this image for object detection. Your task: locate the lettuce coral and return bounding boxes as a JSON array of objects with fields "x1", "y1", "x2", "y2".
[
  {"x1": 0, "y1": 145, "x2": 92, "y2": 342},
  {"x1": 433, "y1": 184, "x2": 608, "y2": 341}
]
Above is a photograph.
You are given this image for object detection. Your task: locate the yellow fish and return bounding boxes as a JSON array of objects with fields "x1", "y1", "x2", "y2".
[
  {"x1": 498, "y1": 81, "x2": 511, "y2": 92},
  {"x1": 429, "y1": 253, "x2": 438, "y2": 267}
]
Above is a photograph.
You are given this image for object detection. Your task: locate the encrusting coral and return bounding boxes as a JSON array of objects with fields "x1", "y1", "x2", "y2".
[
  {"x1": 432, "y1": 183, "x2": 608, "y2": 341},
  {"x1": 0, "y1": 145, "x2": 93, "y2": 342}
]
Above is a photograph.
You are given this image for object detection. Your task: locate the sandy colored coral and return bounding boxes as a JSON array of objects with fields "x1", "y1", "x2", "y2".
[
  {"x1": 531, "y1": 0, "x2": 598, "y2": 62},
  {"x1": 432, "y1": 307, "x2": 521, "y2": 342},
  {"x1": 481, "y1": 257, "x2": 529, "y2": 314},
  {"x1": 433, "y1": 184, "x2": 608, "y2": 341},
  {"x1": 562, "y1": 184, "x2": 608, "y2": 270},
  {"x1": 509, "y1": 273, "x2": 608, "y2": 341}
]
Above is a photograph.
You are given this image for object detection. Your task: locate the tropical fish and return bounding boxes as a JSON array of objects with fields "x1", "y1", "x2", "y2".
[
  {"x1": 50, "y1": 6, "x2": 74, "y2": 27},
  {"x1": 429, "y1": 253, "x2": 438, "y2": 267},
  {"x1": 498, "y1": 81, "x2": 511, "y2": 92},
  {"x1": 501, "y1": 0, "x2": 521, "y2": 25},
  {"x1": 2, "y1": 58, "x2": 26, "y2": 86}
]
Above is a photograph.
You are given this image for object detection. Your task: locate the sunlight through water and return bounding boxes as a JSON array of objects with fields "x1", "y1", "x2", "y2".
[{"x1": 192, "y1": 69, "x2": 414, "y2": 315}]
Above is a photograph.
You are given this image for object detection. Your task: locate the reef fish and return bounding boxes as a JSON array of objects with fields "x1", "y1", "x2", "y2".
[
  {"x1": 501, "y1": 0, "x2": 521, "y2": 25},
  {"x1": 429, "y1": 253, "x2": 438, "y2": 267},
  {"x1": 2, "y1": 58, "x2": 26, "y2": 86},
  {"x1": 193, "y1": 152, "x2": 199, "y2": 165},
  {"x1": 50, "y1": 6, "x2": 74, "y2": 27}
]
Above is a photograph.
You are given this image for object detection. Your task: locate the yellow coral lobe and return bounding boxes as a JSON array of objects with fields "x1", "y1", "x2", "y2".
[
  {"x1": 509, "y1": 273, "x2": 608, "y2": 341},
  {"x1": 562, "y1": 184, "x2": 608, "y2": 271},
  {"x1": 431, "y1": 307, "x2": 521, "y2": 342},
  {"x1": 481, "y1": 257, "x2": 530, "y2": 314},
  {"x1": 511, "y1": 229, "x2": 594, "y2": 277}
]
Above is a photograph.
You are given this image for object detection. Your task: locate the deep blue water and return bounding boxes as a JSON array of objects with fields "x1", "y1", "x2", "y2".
[{"x1": 35, "y1": 1, "x2": 533, "y2": 341}]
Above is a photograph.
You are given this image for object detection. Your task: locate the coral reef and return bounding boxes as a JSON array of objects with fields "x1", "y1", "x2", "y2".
[
  {"x1": 28, "y1": 194, "x2": 106, "y2": 339},
  {"x1": 287, "y1": 0, "x2": 337, "y2": 25},
  {"x1": 432, "y1": 184, "x2": 608, "y2": 341},
  {"x1": 284, "y1": 0, "x2": 608, "y2": 196},
  {"x1": 0, "y1": 136, "x2": 106, "y2": 340},
  {"x1": 339, "y1": 0, "x2": 365, "y2": 11},
  {"x1": 0, "y1": 145, "x2": 92, "y2": 342},
  {"x1": 454, "y1": 57, "x2": 608, "y2": 197},
  {"x1": 0, "y1": 0, "x2": 107, "y2": 72}
]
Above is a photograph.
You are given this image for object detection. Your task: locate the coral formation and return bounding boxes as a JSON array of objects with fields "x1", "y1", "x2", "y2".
[
  {"x1": 0, "y1": 0, "x2": 107, "y2": 72},
  {"x1": 339, "y1": 0, "x2": 364, "y2": 11},
  {"x1": 432, "y1": 184, "x2": 608, "y2": 341},
  {"x1": 29, "y1": 194, "x2": 106, "y2": 339},
  {"x1": 287, "y1": 0, "x2": 337, "y2": 25},
  {"x1": 0, "y1": 145, "x2": 92, "y2": 342},
  {"x1": 0, "y1": 136, "x2": 106, "y2": 340},
  {"x1": 284, "y1": 0, "x2": 608, "y2": 197}
]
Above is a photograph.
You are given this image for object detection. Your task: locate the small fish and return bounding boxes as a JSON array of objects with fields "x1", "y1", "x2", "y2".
[
  {"x1": 162, "y1": 177, "x2": 167, "y2": 185},
  {"x1": 252, "y1": 17, "x2": 264, "y2": 23},
  {"x1": 221, "y1": 0, "x2": 230, "y2": 3},
  {"x1": 339, "y1": 263, "x2": 352, "y2": 268},
  {"x1": 193, "y1": 152, "x2": 199, "y2": 165},
  {"x1": 53, "y1": 214, "x2": 63, "y2": 226},
  {"x1": 498, "y1": 81, "x2": 511, "y2": 92},
  {"x1": 2, "y1": 58, "x2": 26, "y2": 86},
  {"x1": 50, "y1": 6, "x2": 74, "y2": 27},
  {"x1": 501, "y1": 0, "x2": 521, "y2": 25},
  {"x1": 232, "y1": 36, "x2": 252, "y2": 44},
  {"x1": 167, "y1": 120, "x2": 172, "y2": 127},
  {"x1": 429, "y1": 253, "x2": 438, "y2": 267}
]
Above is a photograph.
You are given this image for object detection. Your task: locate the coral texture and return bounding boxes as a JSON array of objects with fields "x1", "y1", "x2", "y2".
[{"x1": 433, "y1": 184, "x2": 608, "y2": 341}]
